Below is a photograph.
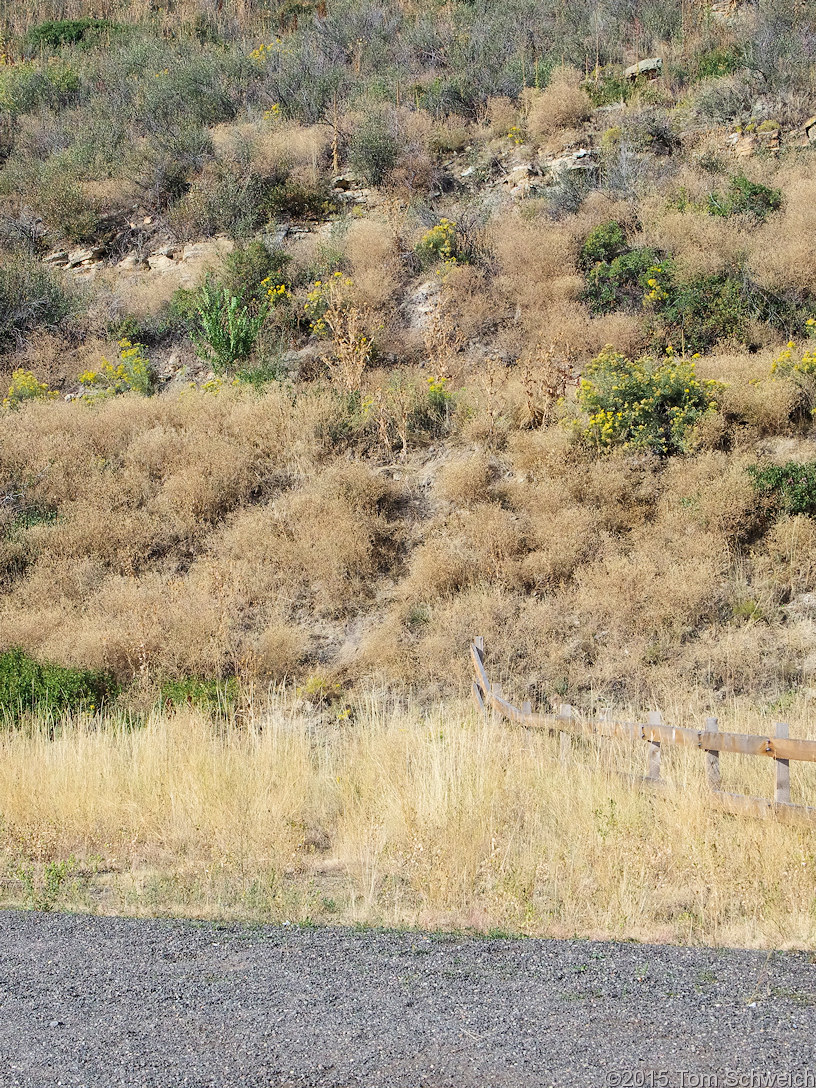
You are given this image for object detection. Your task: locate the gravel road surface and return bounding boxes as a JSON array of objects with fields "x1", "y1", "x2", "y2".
[{"x1": 1, "y1": 911, "x2": 815, "y2": 1087}]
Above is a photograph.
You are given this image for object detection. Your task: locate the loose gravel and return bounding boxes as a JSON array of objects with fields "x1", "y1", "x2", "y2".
[{"x1": 1, "y1": 911, "x2": 815, "y2": 1087}]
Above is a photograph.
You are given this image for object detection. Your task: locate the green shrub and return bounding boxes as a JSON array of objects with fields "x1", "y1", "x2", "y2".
[
  {"x1": 659, "y1": 272, "x2": 754, "y2": 354},
  {"x1": 748, "y1": 462, "x2": 816, "y2": 516},
  {"x1": 135, "y1": 58, "x2": 239, "y2": 135},
  {"x1": 0, "y1": 648, "x2": 115, "y2": 720},
  {"x1": 149, "y1": 288, "x2": 201, "y2": 342},
  {"x1": 707, "y1": 174, "x2": 782, "y2": 220},
  {"x1": 583, "y1": 246, "x2": 666, "y2": 314},
  {"x1": 167, "y1": 166, "x2": 276, "y2": 240},
  {"x1": 26, "y1": 19, "x2": 112, "y2": 50},
  {"x1": 220, "y1": 240, "x2": 290, "y2": 301},
  {"x1": 160, "y1": 676, "x2": 239, "y2": 714},
  {"x1": 135, "y1": 126, "x2": 214, "y2": 212},
  {"x1": 584, "y1": 70, "x2": 631, "y2": 107},
  {"x1": 581, "y1": 224, "x2": 793, "y2": 353},
  {"x1": 193, "y1": 278, "x2": 268, "y2": 373},
  {"x1": 0, "y1": 252, "x2": 74, "y2": 349},
  {"x1": 266, "y1": 179, "x2": 337, "y2": 221},
  {"x1": 579, "y1": 220, "x2": 628, "y2": 269},
  {"x1": 31, "y1": 171, "x2": 100, "y2": 244},
  {"x1": 350, "y1": 114, "x2": 399, "y2": 187},
  {"x1": 577, "y1": 347, "x2": 721, "y2": 455},
  {"x1": 0, "y1": 58, "x2": 80, "y2": 114},
  {"x1": 235, "y1": 356, "x2": 285, "y2": 388},
  {"x1": 689, "y1": 44, "x2": 744, "y2": 81}
]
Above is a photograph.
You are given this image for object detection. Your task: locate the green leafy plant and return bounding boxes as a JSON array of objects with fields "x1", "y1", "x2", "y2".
[
  {"x1": 579, "y1": 220, "x2": 628, "y2": 269},
  {"x1": 747, "y1": 462, "x2": 816, "y2": 517},
  {"x1": 577, "y1": 346, "x2": 721, "y2": 455},
  {"x1": 16, "y1": 857, "x2": 77, "y2": 912},
  {"x1": 659, "y1": 273, "x2": 754, "y2": 354},
  {"x1": 707, "y1": 174, "x2": 782, "y2": 221},
  {"x1": 583, "y1": 246, "x2": 666, "y2": 314},
  {"x1": 160, "y1": 677, "x2": 239, "y2": 714},
  {"x1": 580, "y1": 223, "x2": 793, "y2": 353},
  {"x1": 193, "y1": 278, "x2": 268, "y2": 373},
  {"x1": 0, "y1": 648, "x2": 115, "y2": 720},
  {"x1": 26, "y1": 19, "x2": 112, "y2": 50}
]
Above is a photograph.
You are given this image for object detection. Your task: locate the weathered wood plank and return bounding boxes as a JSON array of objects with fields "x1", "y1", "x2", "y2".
[
  {"x1": 776, "y1": 722, "x2": 791, "y2": 804},
  {"x1": 471, "y1": 640, "x2": 816, "y2": 825},
  {"x1": 646, "y1": 711, "x2": 662, "y2": 781},
  {"x1": 705, "y1": 716, "x2": 721, "y2": 791},
  {"x1": 712, "y1": 790, "x2": 816, "y2": 825},
  {"x1": 471, "y1": 682, "x2": 486, "y2": 716},
  {"x1": 470, "y1": 643, "x2": 491, "y2": 696},
  {"x1": 472, "y1": 641, "x2": 816, "y2": 764}
]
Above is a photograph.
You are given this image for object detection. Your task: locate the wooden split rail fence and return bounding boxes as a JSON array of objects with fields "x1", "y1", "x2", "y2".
[{"x1": 470, "y1": 637, "x2": 816, "y2": 825}]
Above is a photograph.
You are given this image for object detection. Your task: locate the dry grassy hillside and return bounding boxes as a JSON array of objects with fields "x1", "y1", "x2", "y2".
[{"x1": 2, "y1": 0, "x2": 816, "y2": 940}]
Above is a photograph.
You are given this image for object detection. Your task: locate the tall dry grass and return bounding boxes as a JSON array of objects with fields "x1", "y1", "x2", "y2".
[{"x1": 2, "y1": 691, "x2": 816, "y2": 948}]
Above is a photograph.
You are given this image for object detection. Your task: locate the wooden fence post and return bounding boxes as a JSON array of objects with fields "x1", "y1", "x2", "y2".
[
  {"x1": 775, "y1": 722, "x2": 791, "y2": 804},
  {"x1": 558, "y1": 704, "x2": 573, "y2": 763},
  {"x1": 705, "y1": 716, "x2": 721, "y2": 791},
  {"x1": 646, "y1": 711, "x2": 662, "y2": 782},
  {"x1": 521, "y1": 700, "x2": 532, "y2": 717}
]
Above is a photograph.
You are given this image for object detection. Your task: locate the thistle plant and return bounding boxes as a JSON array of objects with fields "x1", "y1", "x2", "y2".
[{"x1": 193, "y1": 277, "x2": 268, "y2": 374}]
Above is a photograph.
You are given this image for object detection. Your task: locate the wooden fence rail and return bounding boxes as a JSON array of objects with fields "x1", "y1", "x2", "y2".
[{"x1": 470, "y1": 638, "x2": 816, "y2": 825}]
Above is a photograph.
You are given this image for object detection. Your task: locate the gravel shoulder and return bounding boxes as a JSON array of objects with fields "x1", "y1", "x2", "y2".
[{"x1": 1, "y1": 911, "x2": 815, "y2": 1088}]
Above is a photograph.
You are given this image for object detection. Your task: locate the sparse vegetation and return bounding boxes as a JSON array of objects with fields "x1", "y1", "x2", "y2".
[{"x1": 1, "y1": 0, "x2": 816, "y2": 938}]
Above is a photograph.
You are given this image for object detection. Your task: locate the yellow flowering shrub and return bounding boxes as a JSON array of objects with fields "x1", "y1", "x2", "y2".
[
  {"x1": 770, "y1": 340, "x2": 816, "y2": 380},
  {"x1": 415, "y1": 218, "x2": 458, "y2": 266},
  {"x1": 79, "y1": 340, "x2": 153, "y2": 400},
  {"x1": 249, "y1": 41, "x2": 283, "y2": 65},
  {"x1": 577, "y1": 346, "x2": 722, "y2": 455},
  {"x1": 3, "y1": 369, "x2": 58, "y2": 410},
  {"x1": 262, "y1": 279, "x2": 290, "y2": 304},
  {"x1": 644, "y1": 266, "x2": 670, "y2": 304},
  {"x1": 303, "y1": 271, "x2": 353, "y2": 337}
]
